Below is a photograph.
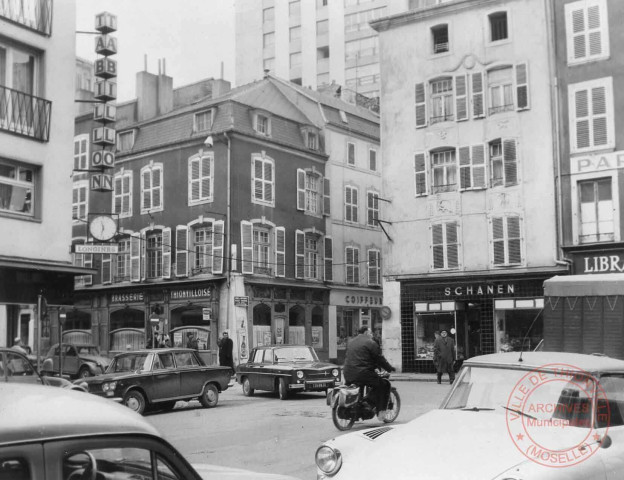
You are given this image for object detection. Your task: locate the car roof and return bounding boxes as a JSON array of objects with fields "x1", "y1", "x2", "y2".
[
  {"x1": 0, "y1": 384, "x2": 159, "y2": 446},
  {"x1": 113, "y1": 348, "x2": 197, "y2": 356},
  {"x1": 465, "y1": 351, "x2": 624, "y2": 373},
  {"x1": 253, "y1": 345, "x2": 311, "y2": 349}
]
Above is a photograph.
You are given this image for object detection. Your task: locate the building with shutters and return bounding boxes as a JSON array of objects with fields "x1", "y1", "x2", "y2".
[
  {"x1": 70, "y1": 67, "x2": 380, "y2": 364},
  {"x1": 0, "y1": 0, "x2": 95, "y2": 354},
  {"x1": 541, "y1": 0, "x2": 624, "y2": 358},
  {"x1": 371, "y1": 0, "x2": 567, "y2": 373}
]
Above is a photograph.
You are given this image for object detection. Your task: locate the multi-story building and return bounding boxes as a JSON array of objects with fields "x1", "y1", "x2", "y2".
[
  {"x1": 542, "y1": 0, "x2": 624, "y2": 357},
  {"x1": 235, "y1": 0, "x2": 407, "y2": 102},
  {"x1": 0, "y1": 0, "x2": 93, "y2": 352},
  {"x1": 69, "y1": 68, "x2": 380, "y2": 365},
  {"x1": 371, "y1": 0, "x2": 566, "y2": 372}
]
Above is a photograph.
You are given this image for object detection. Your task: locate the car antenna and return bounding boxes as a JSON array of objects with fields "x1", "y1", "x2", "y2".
[{"x1": 518, "y1": 309, "x2": 543, "y2": 362}]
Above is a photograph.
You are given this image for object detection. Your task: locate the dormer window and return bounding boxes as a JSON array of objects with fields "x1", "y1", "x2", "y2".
[
  {"x1": 307, "y1": 132, "x2": 318, "y2": 150},
  {"x1": 194, "y1": 110, "x2": 213, "y2": 132},
  {"x1": 255, "y1": 113, "x2": 271, "y2": 136},
  {"x1": 117, "y1": 130, "x2": 135, "y2": 152},
  {"x1": 339, "y1": 110, "x2": 348, "y2": 123}
]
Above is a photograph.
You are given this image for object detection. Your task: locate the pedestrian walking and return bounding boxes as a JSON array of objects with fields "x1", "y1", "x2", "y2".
[
  {"x1": 432, "y1": 330, "x2": 441, "y2": 371},
  {"x1": 433, "y1": 330, "x2": 455, "y2": 384},
  {"x1": 218, "y1": 331, "x2": 235, "y2": 375}
]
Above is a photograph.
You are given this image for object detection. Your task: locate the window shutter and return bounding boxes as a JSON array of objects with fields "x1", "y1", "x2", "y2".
[
  {"x1": 571, "y1": 8, "x2": 586, "y2": 60},
  {"x1": 446, "y1": 222, "x2": 459, "y2": 268},
  {"x1": 142, "y1": 170, "x2": 150, "y2": 210},
  {"x1": 114, "y1": 176, "x2": 122, "y2": 213},
  {"x1": 275, "y1": 227, "x2": 286, "y2": 277},
  {"x1": 296, "y1": 169, "x2": 305, "y2": 211},
  {"x1": 432, "y1": 224, "x2": 444, "y2": 269},
  {"x1": 415, "y1": 82, "x2": 427, "y2": 128},
  {"x1": 162, "y1": 227, "x2": 172, "y2": 279},
  {"x1": 189, "y1": 157, "x2": 200, "y2": 202},
  {"x1": 102, "y1": 254, "x2": 112, "y2": 284},
  {"x1": 492, "y1": 216, "x2": 505, "y2": 265},
  {"x1": 574, "y1": 89, "x2": 590, "y2": 149},
  {"x1": 202, "y1": 156, "x2": 211, "y2": 199},
  {"x1": 353, "y1": 248, "x2": 360, "y2": 285},
  {"x1": 508, "y1": 216, "x2": 522, "y2": 264},
  {"x1": 323, "y1": 177, "x2": 331, "y2": 216},
  {"x1": 324, "y1": 236, "x2": 333, "y2": 282},
  {"x1": 83, "y1": 254, "x2": 93, "y2": 286},
  {"x1": 459, "y1": 146, "x2": 471, "y2": 190},
  {"x1": 368, "y1": 249, "x2": 379, "y2": 286},
  {"x1": 295, "y1": 230, "x2": 305, "y2": 279},
  {"x1": 472, "y1": 145, "x2": 486, "y2": 188},
  {"x1": 346, "y1": 247, "x2": 354, "y2": 283},
  {"x1": 123, "y1": 174, "x2": 131, "y2": 215},
  {"x1": 592, "y1": 85, "x2": 608, "y2": 146},
  {"x1": 212, "y1": 220, "x2": 224, "y2": 274},
  {"x1": 515, "y1": 63, "x2": 529, "y2": 110},
  {"x1": 175, "y1": 226, "x2": 189, "y2": 277},
  {"x1": 587, "y1": 5, "x2": 602, "y2": 56},
  {"x1": 241, "y1": 221, "x2": 253, "y2": 274},
  {"x1": 253, "y1": 159, "x2": 262, "y2": 201},
  {"x1": 471, "y1": 72, "x2": 485, "y2": 118},
  {"x1": 414, "y1": 152, "x2": 428, "y2": 196},
  {"x1": 264, "y1": 161, "x2": 274, "y2": 203},
  {"x1": 455, "y1": 75, "x2": 468, "y2": 121},
  {"x1": 502, "y1": 139, "x2": 518, "y2": 186},
  {"x1": 153, "y1": 168, "x2": 162, "y2": 208},
  {"x1": 345, "y1": 187, "x2": 352, "y2": 222},
  {"x1": 352, "y1": 188, "x2": 358, "y2": 222},
  {"x1": 131, "y1": 233, "x2": 141, "y2": 282}
]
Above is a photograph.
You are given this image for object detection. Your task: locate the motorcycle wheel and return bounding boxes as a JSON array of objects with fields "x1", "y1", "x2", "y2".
[
  {"x1": 382, "y1": 388, "x2": 401, "y2": 424},
  {"x1": 332, "y1": 405, "x2": 356, "y2": 431}
]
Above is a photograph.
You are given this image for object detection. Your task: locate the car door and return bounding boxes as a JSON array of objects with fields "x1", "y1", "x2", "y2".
[
  {"x1": 5, "y1": 351, "x2": 42, "y2": 385},
  {"x1": 0, "y1": 443, "x2": 47, "y2": 480},
  {"x1": 174, "y1": 351, "x2": 204, "y2": 396},
  {"x1": 151, "y1": 352, "x2": 180, "y2": 401},
  {"x1": 62, "y1": 345, "x2": 80, "y2": 375},
  {"x1": 244, "y1": 349, "x2": 262, "y2": 390},
  {"x1": 258, "y1": 349, "x2": 276, "y2": 391},
  {"x1": 596, "y1": 374, "x2": 624, "y2": 479}
]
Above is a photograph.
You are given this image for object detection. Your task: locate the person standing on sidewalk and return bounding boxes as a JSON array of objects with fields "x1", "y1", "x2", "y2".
[
  {"x1": 218, "y1": 331, "x2": 235, "y2": 375},
  {"x1": 433, "y1": 330, "x2": 455, "y2": 384}
]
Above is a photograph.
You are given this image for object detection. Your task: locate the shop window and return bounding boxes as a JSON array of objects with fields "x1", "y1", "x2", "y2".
[
  {"x1": 170, "y1": 307, "x2": 210, "y2": 350},
  {"x1": 62, "y1": 310, "x2": 92, "y2": 343},
  {"x1": 414, "y1": 312, "x2": 455, "y2": 363},
  {"x1": 312, "y1": 306, "x2": 324, "y2": 348},
  {"x1": 337, "y1": 309, "x2": 357, "y2": 350},
  {"x1": 109, "y1": 308, "x2": 145, "y2": 352},
  {"x1": 253, "y1": 304, "x2": 272, "y2": 347},
  {"x1": 578, "y1": 177, "x2": 614, "y2": 243},
  {"x1": 289, "y1": 305, "x2": 305, "y2": 345},
  {"x1": 495, "y1": 309, "x2": 542, "y2": 353}
]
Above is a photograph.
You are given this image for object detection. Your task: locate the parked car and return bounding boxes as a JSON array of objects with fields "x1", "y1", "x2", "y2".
[
  {"x1": 75, "y1": 347, "x2": 231, "y2": 415},
  {"x1": 236, "y1": 345, "x2": 341, "y2": 400},
  {"x1": 41, "y1": 343, "x2": 110, "y2": 379},
  {"x1": 0, "y1": 383, "x2": 297, "y2": 480},
  {"x1": 0, "y1": 347, "x2": 85, "y2": 391},
  {"x1": 315, "y1": 352, "x2": 624, "y2": 479}
]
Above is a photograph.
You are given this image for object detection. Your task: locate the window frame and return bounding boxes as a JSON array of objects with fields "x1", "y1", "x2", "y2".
[
  {"x1": 431, "y1": 148, "x2": 457, "y2": 193},
  {"x1": 367, "y1": 248, "x2": 381, "y2": 286},
  {"x1": 193, "y1": 224, "x2": 214, "y2": 274},
  {"x1": 369, "y1": 148, "x2": 377, "y2": 171},
  {"x1": 114, "y1": 236, "x2": 132, "y2": 283},
  {"x1": 113, "y1": 169, "x2": 133, "y2": 218},
  {"x1": 345, "y1": 185, "x2": 359, "y2": 224},
  {"x1": 193, "y1": 110, "x2": 213, "y2": 133},
  {"x1": 347, "y1": 142, "x2": 356, "y2": 166},
  {"x1": 568, "y1": 77, "x2": 614, "y2": 154},
  {"x1": 72, "y1": 180, "x2": 89, "y2": 223},
  {"x1": 577, "y1": 176, "x2": 615, "y2": 244},
  {"x1": 188, "y1": 152, "x2": 214, "y2": 205},
  {"x1": 431, "y1": 221, "x2": 461, "y2": 271},
  {"x1": 430, "y1": 77, "x2": 454, "y2": 124},
  {"x1": 488, "y1": 11, "x2": 509, "y2": 43},
  {"x1": 117, "y1": 130, "x2": 135, "y2": 152},
  {"x1": 140, "y1": 163, "x2": 164, "y2": 214},
  {"x1": 254, "y1": 113, "x2": 271, "y2": 136},
  {"x1": 251, "y1": 154, "x2": 275, "y2": 207},
  {"x1": 73, "y1": 134, "x2": 89, "y2": 171},
  {"x1": 0, "y1": 159, "x2": 38, "y2": 219},
  {"x1": 431, "y1": 24, "x2": 450, "y2": 55},
  {"x1": 345, "y1": 245, "x2": 360, "y2": 285},
  {"x1": 490, "y1": 215, "x2": 524, "y2": 267},
  {"x1": 565, "y1": 0, "x2": 609, "y2": 66},
  {"x1": 367, "y1": 191, "x2": 380, "y2": 227}
]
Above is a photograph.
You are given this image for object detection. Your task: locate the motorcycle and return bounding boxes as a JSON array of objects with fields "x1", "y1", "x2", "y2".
[{"x1": 327, "y1": 370, "x2": 401, "y2": 431}]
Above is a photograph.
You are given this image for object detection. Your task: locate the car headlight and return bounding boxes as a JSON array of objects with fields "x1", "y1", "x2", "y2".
[
  {"x1": 316, "y1": 445, "x2": 342, "y2": 475},
  {"x1": 332, "y1": 369, "x2": 339, "y2": 377},
  {"x1": 296, "y1": 370, "x2": 304, "y2": 379},
  {"x1": 102, "y1": 381, "x2": 117, "y2": 392}
]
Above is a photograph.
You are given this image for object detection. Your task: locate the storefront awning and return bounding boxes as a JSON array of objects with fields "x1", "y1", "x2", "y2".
[
  {"x1": 544, "y1": 274, "x2": 624, "y2": 297},
  {"x1": 0, "y1": 255, "x2": 97, "y2": 275}
]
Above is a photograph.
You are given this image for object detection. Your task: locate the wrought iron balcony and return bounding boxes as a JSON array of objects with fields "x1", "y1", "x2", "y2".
[
  {"x1": 0, "y1": 0, "x2": 52, "y2": 35},
  {"x1": 0, "y1": 85, "x2": 51, "y2": 141}
]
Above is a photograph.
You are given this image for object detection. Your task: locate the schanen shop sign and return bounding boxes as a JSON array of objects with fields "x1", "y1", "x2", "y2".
[
  {"x1": 444, "y1": 284, "x2": 516, "y2": 296},
  {"x1": 574, "y1": 251, "x2": 624, "y2": 274}
]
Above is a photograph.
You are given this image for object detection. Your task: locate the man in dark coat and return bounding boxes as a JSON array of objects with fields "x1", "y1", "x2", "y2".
[
  {"x1": 186, "y1": 332, "x2": 199, "y2": 350},
  {"x1": 434, "y1": 330, "x2": 455, "y2": 384},
  {"x1": 218, "y1": 331, "x2": 234, "y2": 375},
  {"x1": 343, "y1": 326, "x2": 395, "y2": 421}
]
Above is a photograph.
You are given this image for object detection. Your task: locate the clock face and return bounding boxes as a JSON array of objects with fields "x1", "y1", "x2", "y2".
[{"x1": 89, "y1": 215, "x2": 117, "y2": 241}]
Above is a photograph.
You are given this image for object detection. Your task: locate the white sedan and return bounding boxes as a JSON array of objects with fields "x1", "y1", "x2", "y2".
[{"x1": 315, "y1": 352, "x2": 624, "y2": 479}]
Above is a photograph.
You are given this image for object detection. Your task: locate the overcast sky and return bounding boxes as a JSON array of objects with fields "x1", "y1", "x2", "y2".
[{"x1": 75, "y1": 0, "x2": 236, "y2": 102}]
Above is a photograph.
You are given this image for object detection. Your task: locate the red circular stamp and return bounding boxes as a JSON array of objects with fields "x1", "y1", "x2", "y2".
[{"x1": 505, "y1": 363, "x2": 610, "y2": 468}]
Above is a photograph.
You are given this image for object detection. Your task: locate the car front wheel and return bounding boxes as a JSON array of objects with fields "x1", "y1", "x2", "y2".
[
  {"x1": 124, "y1": 390, "x2": 147, "y2": 415},
  {"x1": 199, "y1": 384, "x2": 219, "y2": 408},
  {"x1": 278, "y1": 377, "x2": 289, "y2": 400},
  {"x1": 78, "y1": 366, "x2": 92, "y2": 379},
  {"x1": 242, "y1": 377, "x2": 254, "y2": 397}
]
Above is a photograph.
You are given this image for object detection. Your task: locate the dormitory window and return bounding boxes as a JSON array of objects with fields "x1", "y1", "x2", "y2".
[
  {"x1": 489, "y1": 12, "x2": 508, "y2": 42},
  {"x1": 579, "y1": 178, "x2": 614, "y2": 243},
  {"x1": 432, "y1": 24, "x2": 449, "y2": 54},
  {"x1": 255, "y1": 114, "x2": 271, "y2": 136},
  {"x1": 117, "y1": 131, "x2": 134, "y2": 152}
]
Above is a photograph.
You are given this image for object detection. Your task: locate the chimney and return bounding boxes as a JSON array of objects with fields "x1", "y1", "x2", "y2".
[
  {"x1": 157, "y1": 58, "x2": 173, "y2": 116},
  {"x1": 210, "y1": 78, "x2": 231, "y2": 98},
  {"x1": 136, "y1": 56, "x2": 174, "y2": 121}
]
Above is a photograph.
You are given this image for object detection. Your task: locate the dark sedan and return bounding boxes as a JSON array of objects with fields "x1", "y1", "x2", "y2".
[
  {"x1": 236, "y1": 345, "x2": 341, "y2": 400},
  {"x1": 76, "y1": 348, "x2": 231, "y2": 414}
]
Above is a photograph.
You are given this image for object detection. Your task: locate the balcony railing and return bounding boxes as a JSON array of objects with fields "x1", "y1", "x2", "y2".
[
  {"x1": 0, "y1": 0, "x2": 52, "y2": 35},
  {"x1": 488, "y1": 104, "x2": 514, "y2": 115},
  {"x1": 0, "y1": 85, "x2": 51, "y2": 141}
]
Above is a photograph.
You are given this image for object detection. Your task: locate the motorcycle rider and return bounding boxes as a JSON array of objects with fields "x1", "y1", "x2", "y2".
[{"x1": 343, "y1": 326, "x2": 395, "y2": 421}]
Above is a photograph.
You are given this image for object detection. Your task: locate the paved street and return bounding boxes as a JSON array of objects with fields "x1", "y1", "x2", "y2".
[{"x1": 146, "y1": 380, "x2": 451, "y2": 480}]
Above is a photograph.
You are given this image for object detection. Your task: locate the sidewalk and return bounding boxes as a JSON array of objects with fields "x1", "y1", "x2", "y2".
[{"x1": 391, "y1": 373, "x2": 440, "y2": 382}]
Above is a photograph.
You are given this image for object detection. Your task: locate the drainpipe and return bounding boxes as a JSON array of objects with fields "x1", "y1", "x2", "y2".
[{"x1": 224, "y1": 132, "x2": 232, "y2": 335}]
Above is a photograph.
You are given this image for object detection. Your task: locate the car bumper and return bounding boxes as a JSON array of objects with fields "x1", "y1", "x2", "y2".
[
  {"x1": 86, "y1": 390, "x2": 123, "y2": 403},
  {"x1": 290, "y1": 379, "x2": 341, "y2": 392}
]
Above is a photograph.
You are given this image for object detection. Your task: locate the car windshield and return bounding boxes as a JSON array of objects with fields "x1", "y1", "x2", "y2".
[
  {"x1": 274, "y1": 347, "x2": 318, "y2": 363},
  {"x1": 76, "y1": 346, "x2": 100, "y2": 355},
  {"x1": 444, "y1": 365, "x2": 596, "y2": 428},
  {"x1": 108, "y1": 353, "x2": 151, "y2": 373}
]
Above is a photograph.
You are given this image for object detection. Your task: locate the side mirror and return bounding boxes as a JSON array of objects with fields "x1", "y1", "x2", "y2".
[{"x1": 599, "y1": 435, "x2": 612, "y2": 449}]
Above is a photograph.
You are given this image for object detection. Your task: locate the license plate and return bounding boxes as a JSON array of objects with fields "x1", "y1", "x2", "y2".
[{"x1": 307, "y1": 381, "x2": 331, "y2": 389}]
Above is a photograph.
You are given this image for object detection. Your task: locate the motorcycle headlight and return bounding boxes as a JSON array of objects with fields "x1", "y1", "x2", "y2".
[
  {"x1": 332, "y1": 369, "x2": 339, "y2": 377},
  {"x1": 316, "y1": 445, "x2": 342, "y2": 475},
  {"x1": 296, "y1": 370, "x2": 304, "y2": 379}
]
